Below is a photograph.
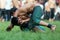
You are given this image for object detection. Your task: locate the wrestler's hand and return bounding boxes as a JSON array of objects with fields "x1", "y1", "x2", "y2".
[
  {"x1": 18, "y1": 17, "x2": 22, "y2": 24},
  {"x1": 21, "y1": 20, "x2": 25, "y2": 24},
  {"x1": 21, "y1": 18, "x2": 30, "y2": 24}
]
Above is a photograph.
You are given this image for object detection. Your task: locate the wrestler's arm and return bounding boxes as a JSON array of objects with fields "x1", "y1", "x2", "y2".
[{"x1": 21, "y1": 18, "x2": 30, "y2": 23}]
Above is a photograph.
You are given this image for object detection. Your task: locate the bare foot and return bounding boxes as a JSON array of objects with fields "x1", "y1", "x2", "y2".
[{"x1": 51, "y1": 25, "x2": 56, "y2": 32}]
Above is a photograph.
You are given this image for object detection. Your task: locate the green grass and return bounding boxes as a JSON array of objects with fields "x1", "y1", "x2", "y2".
[{"x1": 0, "y1": 21, "x2": 60, "y2": 40}]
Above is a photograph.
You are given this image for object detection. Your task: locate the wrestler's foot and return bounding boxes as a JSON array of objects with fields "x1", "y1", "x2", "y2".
[
  {"x1": 6, "y1": 26, "x2": 12, "y2": 32},
  {"x1": 6, "y1": 28, "x2": 11, "y2": 31},
  {"x1": 51, "y1": 25, "x2": 56, "y2": 32}
]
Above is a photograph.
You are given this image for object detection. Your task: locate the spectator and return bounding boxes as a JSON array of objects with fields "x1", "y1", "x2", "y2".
[
  {"x1": 48, "y1": 0, "x2": 56, "y2": 22},
  {"x1": 0, "y1": 0, "x2": 6, "y2": 22},
  {"x1": 44, "y1": 1, "x2": 51, "y2": 20},
  {"x1": 5, "y1": 0, "x2": 13, "y2": 21},
  {"x1": 12, "y1": 0, "x2": 20, "y2": 9},
  {"x1": 56, "y1": 0, "x2": 60, "y2": 5},
  {"x1": 54, "y1": 3, "x2": 60, "y2": 20}
]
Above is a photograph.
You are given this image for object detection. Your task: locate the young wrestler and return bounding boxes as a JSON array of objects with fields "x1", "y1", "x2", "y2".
[
  {"x1": 28, "y1": 0, "x2": 56, "y2": 32},
  {"x1": 6, "y1": 0, "x2": 35, "y2": 31}
]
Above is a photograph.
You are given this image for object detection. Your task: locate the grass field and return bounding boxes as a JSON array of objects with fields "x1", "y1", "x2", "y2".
[{"x1": 0, "y1": 21, "x2": 60, "y2": 40}]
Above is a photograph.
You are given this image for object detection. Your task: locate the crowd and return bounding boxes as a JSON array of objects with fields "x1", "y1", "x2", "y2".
[
  {"x1": 44, "y1": 0, "x2": 60, "y2": 21},
  {"x1": 0, "y1": 0, "x2": 21, "y2": 22},
  {"x1": 0, "y1": 0, "x2": 60, "y2": 22}
]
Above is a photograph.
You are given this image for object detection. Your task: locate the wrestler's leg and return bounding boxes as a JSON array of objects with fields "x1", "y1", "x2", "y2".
[
  {"x1": 33, "y1": 27, "x2": 43, "y2": 32},
  {"x1": 6, "y1": 23, "x2": 14, "y2": 31},
  {"x1": 19, "y1": 22, "x2": 29, "y2": 31},
  {"x1": 6, "y1": 16, "x2": 18, "y2": 31},
  {"x1": 39, "y1": 21, "x2": 56, "y2": 31}
]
